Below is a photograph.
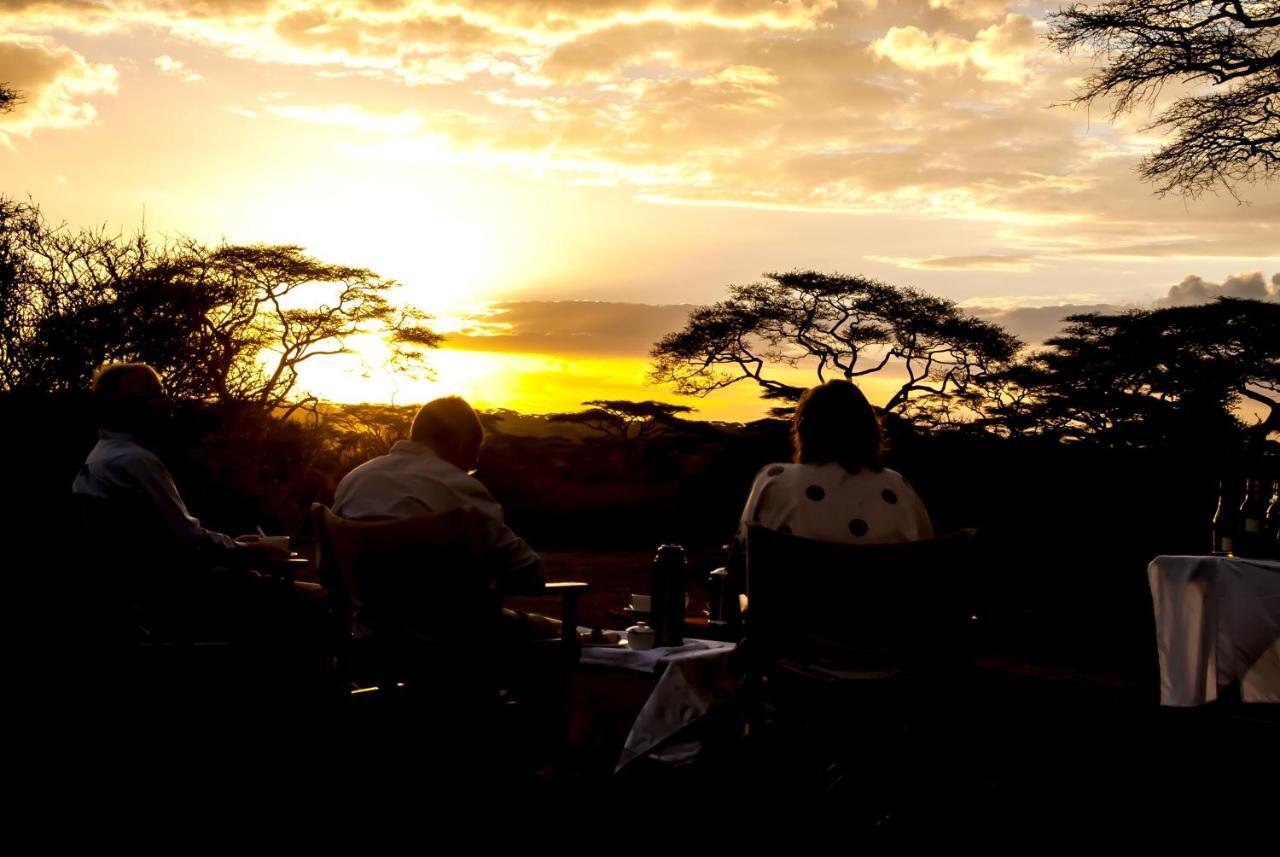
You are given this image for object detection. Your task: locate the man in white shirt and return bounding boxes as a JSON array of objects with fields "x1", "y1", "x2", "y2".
[
  {"x1": 72, "y1": 363, "x2": 319, "y2": 650},
  {"x1": 73, "y1": 363, "x2": 282, "y2": 559},
  {"x1": 333, "y1": 395, "x2": 552, "y2": 633}
]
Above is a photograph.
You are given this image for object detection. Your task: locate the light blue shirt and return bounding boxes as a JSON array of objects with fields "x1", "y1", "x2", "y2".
[{"x1": 72, "y1": 430, "x2": 238, "y2": 552}]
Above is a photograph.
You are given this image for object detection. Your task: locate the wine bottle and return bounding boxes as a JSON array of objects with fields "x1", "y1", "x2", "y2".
[
  {"x1": 1237, "y1": 478, "x2": 1266, "y2": 558},
  {"x1": 1212, "y1": 481, "x2": 1235, "y2": 556},
  {"x1": 1264, "y1": 480, "x2": 1279, "y2": 560}
]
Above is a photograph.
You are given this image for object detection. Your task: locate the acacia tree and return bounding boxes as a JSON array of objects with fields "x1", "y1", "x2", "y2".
[
  {"x1": 548, "y1": 400, "x2": 695, "y2": 450},
  {"x1": 0, "y1": 200, "x2": 440, "y2": 412},
  {"x1": 1048, "y1": 1, "x2": 1280, "y2": 197},
  {"x1": 0, "y1": 84, "x2": 18, "y2": 113},
  {"x1": 162, "y1": 241, "x2": 441, "y2": 414},
  {"x1": 650, "y1": 271, "x2": 1020, "y2": 417},
  {"x1": 974, "y1": 298, "x2": 1280, "y2": 447}
]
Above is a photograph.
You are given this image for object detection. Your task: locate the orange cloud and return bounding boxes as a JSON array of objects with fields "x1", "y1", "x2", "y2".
[
  {"x1": 5, "y1": 0, "x2": 1278, "y2": 263},
  {"x1": 0, "y1": 36, "x2": 117, "y2": 141}
]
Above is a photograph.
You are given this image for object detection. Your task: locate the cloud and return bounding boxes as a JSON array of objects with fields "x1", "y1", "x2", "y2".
[
  {"x1": 869, "y1": 254, "x2": 1039, "y2": 272},
  {"x1": 0, "y1": 35, "x2": 117, "y2": 141},
  {"x1": 871, "y1": 14, "x2": 1036, "y2": 83},
  {"x1": 967, "y1": 302, "x2": 1128, "y2": 346},
  {"x1": 969, "y1": 270, "x2": 1280, "y2": 343},
  {"x1": 4, "y1": 0, "x2": 1279, "y2": 262},
  {"x1": 449, "y1": 278, "x2": 1280, "y2": 360},
  {"x1": 929, "y1": 0, "x2": 1013, "y2": 20},
  {"x1": 1156, "y1": 271, "x2": 1280, "y2": 307},
  {"x1": 445, "y1": 300, "x2": 697, "y2": 357},
  {"x1": 154, "y1": 54, "x2": 203, "y2": 81}
]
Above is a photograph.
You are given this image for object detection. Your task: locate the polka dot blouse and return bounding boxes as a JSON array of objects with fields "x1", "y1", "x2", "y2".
[{"x1": 738, "y1": 462, "x2": 933, "y2": 545}]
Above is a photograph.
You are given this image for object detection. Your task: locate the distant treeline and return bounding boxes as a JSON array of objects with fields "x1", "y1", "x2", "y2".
[{"x1": 5, "y1": 198, "x2": 1279, "y2": 457}]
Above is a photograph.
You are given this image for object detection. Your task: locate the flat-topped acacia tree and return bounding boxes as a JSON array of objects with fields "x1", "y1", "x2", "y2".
[
  {"x1": 548, "y1": 400, "x2": 695, "y2": 448},
  {"x1": 650, "y1": 271, "x2": 1021, "y2": 418}
]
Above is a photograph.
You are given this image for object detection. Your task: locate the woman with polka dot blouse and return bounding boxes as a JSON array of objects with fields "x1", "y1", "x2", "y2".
[{"x1": 738, "y1": 380, "x2": 933, "y2": 545}]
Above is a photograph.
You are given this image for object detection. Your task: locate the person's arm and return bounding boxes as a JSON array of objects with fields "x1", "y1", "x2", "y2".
[
  {"x1": 728, "y1": 467, "x2": 779, "y2": 618},
  {"x1": 736, "y1": 466, "x2": 778, "y2": 540},
  {"x1": 902, "y1": 480, "x2": 934, "y2": 540},
  {"x1": 122, "y1": 450, "x2": 239, "y2": 552},
  {"x1": 456, "y1": 476, "x2": 543, "y2": 589}
]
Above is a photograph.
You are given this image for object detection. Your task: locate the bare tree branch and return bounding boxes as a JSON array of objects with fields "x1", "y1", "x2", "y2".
[{"x1": 1048, "y1": 1, "x2": 1280, "y2": 197}]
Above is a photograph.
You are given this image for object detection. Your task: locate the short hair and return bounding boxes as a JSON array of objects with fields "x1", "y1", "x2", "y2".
[
  {"x1": 791, "y1": 380, "x2": 884, "y2": 474},
  {"x1": 410, "y1": 396, "x2": 483, "y2": 451},
  {"x1": 91, "y1": 363, "x2": 161, "y2": 427}
]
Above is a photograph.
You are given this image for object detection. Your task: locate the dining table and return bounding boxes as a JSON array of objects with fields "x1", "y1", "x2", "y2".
[
  {"x1": 568, "y1": 630, "x2": 739, "y2": 774},
  {"x1": 1147, "y1": 554, "x2": 1280, "y2": 706}
]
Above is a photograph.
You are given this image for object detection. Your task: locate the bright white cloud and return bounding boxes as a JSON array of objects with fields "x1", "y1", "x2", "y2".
[
  {"x1": 871, "y1": 14, "x2": 1037, "y2": 83},
  {"x1": 929, "y1": 0, "x2": 1014, "y2": 20},
  {"x1": 154, "y1": 54, "x2": 203, "y2": 82}
]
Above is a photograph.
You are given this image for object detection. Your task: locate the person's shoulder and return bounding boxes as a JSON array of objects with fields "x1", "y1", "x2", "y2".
[
  {"x1": 338, "y1": 451, "x2": 396, "y2": 481},
  {"x1": 878, "y1": 467, "x2": 924, "y2": 497},
  {"x1": 754, "y1": 462, "x2": 795, "y2": 480},
  {"x1": 878, "y1": 467, "x2": 916, "y2": 485},
  {"x1": 100, "y1": 438, "x2": 163, "y2": 470}
]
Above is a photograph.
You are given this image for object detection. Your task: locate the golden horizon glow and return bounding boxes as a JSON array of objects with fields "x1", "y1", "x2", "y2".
[{"x1": 294, "y1": 345, "x2": 890, "y2": 421}]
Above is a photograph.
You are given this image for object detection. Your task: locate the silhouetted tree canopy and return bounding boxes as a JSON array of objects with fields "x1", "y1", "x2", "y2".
[
  {"x1": 548, "y1": 399, "x2": 695, "y2": 447},
  {"x1": 0, "y1": 199, "x2": 441, "y2": 411},
  {"x1": 1048, "y1": 1, "x2": 1280, "y2": 198},
  {"x1": 0, "y1": 84, "x2": 18, "y2": 113},
  {"x1": 975, "y1": 298, "x2": 1280, "y2": 448},
  {"x1": 650, "y1": 271, "x2": 1020, "y2": 417},
  {"x1": 319, "y1": 402, "x2": 415, "y2": 464}
]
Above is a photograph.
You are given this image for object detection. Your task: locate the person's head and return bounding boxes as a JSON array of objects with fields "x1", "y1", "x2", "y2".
[
  {"x1": 410, "y1": 396, "x2": 484, "y2": 472},
  {"x1": 91, "y1": 362, "x2": 173, "y2": 439},
  {"x1": 791, "y1": 380, "x2": 884, "y2": 474}
]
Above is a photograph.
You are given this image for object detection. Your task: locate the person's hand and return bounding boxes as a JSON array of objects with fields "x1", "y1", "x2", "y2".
[{"x1": 234, "y1": 534, "x2": 290, "y2": 559}]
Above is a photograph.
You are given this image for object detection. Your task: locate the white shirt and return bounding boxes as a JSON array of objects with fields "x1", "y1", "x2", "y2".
[
  {"x1": 739, "y1": 462, "x2": 933, "y2": 545},
  {"x1": 333, "y1": 440, "x2": 542, "y2": 579},
  {"x1": 72, "y1": 430, "x2": 238, "y2": 552}
]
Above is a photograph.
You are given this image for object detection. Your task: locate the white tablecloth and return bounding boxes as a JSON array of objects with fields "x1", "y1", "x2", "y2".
[
  {"x1": 578, "y1": 635, "x2": 737, "y2": 771},
  {"x1": 1148, "y1": 555, "x2": 1280, "y2": 706}
]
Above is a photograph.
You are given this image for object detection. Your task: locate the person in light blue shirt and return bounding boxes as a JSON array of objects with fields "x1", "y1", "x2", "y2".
[
  {"x1": 72, "y1": 362, "x2": 281, "y2": 558},
  {"x1": 334, "y1": 395, "x2": 553, "y2": 638},
  {"x1": 72, "y1": 363, "x2": 322, "y2": 645},
  {"x1": 334, "y1": 396, "x2": 543, "y2": 587}
]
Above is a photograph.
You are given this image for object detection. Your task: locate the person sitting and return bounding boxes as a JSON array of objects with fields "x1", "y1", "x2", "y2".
[
  {"x1": 77, "y1": 364, "x2": 234, "y2": 552},
  {"x1": 332, "y1": 395, "x2": 555, "y2": 640},
  {"x1": 739, "y1": 380, "x2": 932, "y2": 545},
  {"x1": 72, "y1": 362, "x2": 318, "y2": 638},
  {"x1": 723, "y1": 381, "x2": 933, "y2": 625}
]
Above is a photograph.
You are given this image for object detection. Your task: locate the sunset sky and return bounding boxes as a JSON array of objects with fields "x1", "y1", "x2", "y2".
[{"x1": 4, "y1": 0, "x2": 1278, "y2": 419}]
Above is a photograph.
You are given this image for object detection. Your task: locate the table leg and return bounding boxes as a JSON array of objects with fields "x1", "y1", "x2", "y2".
[{"x1": 558, "y1": 590, "x2": 582, "y2": 761}]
